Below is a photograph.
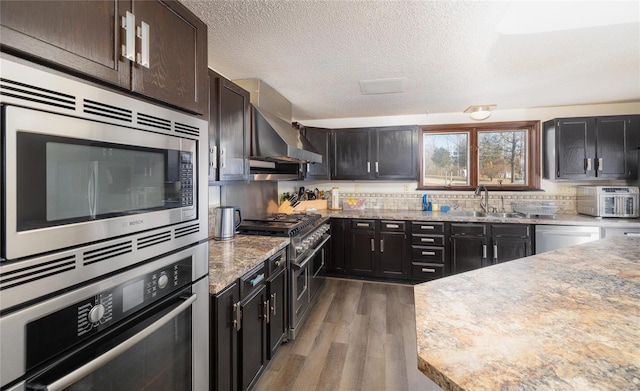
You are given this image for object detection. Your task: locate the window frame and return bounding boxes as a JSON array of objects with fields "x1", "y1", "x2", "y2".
[{"x1": 418, "y1": 121, "x2": 540, "y2": 191}]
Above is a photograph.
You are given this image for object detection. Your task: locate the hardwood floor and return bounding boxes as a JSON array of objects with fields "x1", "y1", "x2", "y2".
[{"x1": 255, "y1": 278, "x2": 442, "y2": 391}]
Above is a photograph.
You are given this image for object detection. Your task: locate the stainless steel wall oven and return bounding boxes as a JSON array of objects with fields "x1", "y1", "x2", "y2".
[{"x1": 0, "y1": 242, "x2": 209, "y2": 391}]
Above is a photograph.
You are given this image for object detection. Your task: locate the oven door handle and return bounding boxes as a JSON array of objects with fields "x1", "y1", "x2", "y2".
[{"x1": 40, "y1": 293, "x2": 197, "y2": 391}]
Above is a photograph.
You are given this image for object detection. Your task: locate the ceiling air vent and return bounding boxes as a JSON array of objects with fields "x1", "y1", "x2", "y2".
[
  {"x1": 359, "y1": 77, "x2": 407, "y2": 95},
  {"x1": 83, "y1": 241, "x2": 133, "y2": 266},
  {"x1": 84, "y1": 99, "x2": 133, "y2": 122},
  {"x1": 0, "y1": 78, "x2": 76, "y2": 110},
  {"x1": 137, "y1": 231, "x2": 172, "y2": 250},
  {"x1": 0, "y1": 255, "x2": 76, "y2": 291},
  {"x1": 137, "y1": 112, "x2": 171, "y2": 131}
]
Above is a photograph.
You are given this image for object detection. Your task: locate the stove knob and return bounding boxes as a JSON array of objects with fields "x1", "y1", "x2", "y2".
[
  {"x1": 88, "y1": 304, "x2": 106, "y2": 324},
  {"x1": 295, "y1": 245, "x2": 303, "y2": 253},
  {"x1": 158, "y1": 274, "x2": 169, "y2": 289}
]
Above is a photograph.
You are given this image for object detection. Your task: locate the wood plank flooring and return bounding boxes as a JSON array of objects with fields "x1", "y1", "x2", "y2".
[{"x1": 255, "y1": 278, "x2": 442, "y2": 391}]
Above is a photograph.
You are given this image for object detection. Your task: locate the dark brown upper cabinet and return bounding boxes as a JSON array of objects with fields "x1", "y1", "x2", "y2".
[
  {"x1": 543, "y1": 115, "x2": 639, "y2": 180},
  {"x1": 331, "y1": 125, "x2": 418, "y2": 180},
  {"x1": 302, "y1": 127, "x2": 331, "y2": 180},
  {"x1": 208, "y1": 70, "x2": 251, "y2": 183},
  {"x1": 1, "y1": 0, "x2": 207, "y2": 115}
]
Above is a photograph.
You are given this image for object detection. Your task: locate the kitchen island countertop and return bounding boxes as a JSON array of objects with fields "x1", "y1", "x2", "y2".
[
  {"x1": 207, "y1": 235, "x2": 289, "y2": 294},
  {"x1": 414, "y1": 236, "x2": 640, "y2": 390}
]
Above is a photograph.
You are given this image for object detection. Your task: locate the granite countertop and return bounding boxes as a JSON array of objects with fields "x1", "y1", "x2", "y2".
[
  {"x1": 414, "y1": 236, "x2": 640, "y2": 391},
  {"x1": 207, "y1": 235, "x2": 289, "y2": 294},
  {"x1": 319, "y1": 209, "x2": 640, "y2": 227}
]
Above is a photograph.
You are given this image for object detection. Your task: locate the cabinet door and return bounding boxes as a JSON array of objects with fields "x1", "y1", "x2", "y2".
[
  {"x1": 239, "y1": 285, "x2": 267, "y2": 391},
  {"x1": 451, "y1": 236, "x2": 487, "y2": 274},
  {"x1": 379, "y1": 231, "x2": 406, "y2": 277},
  {"x1": 331, "y1": 129, "x2": 373, "y2": 179},
  {"x1": 492, "y1": 237, "x2": 531, "y2": 264},
  {"x1": 212, "y1": 283, "x2": 239, "y2": 391},
  {"x1": 374, "y1": 126, "x2": 418, "y2": 180},
  {"x1": 267, "y1": 267, "x2": 287, "y2": 359},
  {"x1": 131, "y1": 0, "x2": 207, "y2": 114},
  {"x1": 328, "y1": 219, "x2": 346, "y2": 273},
  {"x1": 303, "y1": 127, "x2": 331, "y2": 180},
  {"x1": 596, "y1": 116, "x2": 633, "y2": 179},
  {"x1": 348, "y1": 229, "x2": 376, "y2": 275},
  {"x1": 556, "y1": 118, "x2": 597, "y2": 178},
  {"x1": 218, "y1": 78, "x2": 250, "y2": 181},
  {"x1": 0, "y1": 0, "x2": 130, "y2": 88}
]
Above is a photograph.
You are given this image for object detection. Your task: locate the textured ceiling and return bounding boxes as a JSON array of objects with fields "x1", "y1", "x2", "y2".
[{"x1": 179, "y1": 0, "x2": 640, "y2": 121}]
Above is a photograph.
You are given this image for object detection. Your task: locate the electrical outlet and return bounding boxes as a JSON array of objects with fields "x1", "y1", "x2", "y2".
[
  {"x1": 354, "y1": 184, "x2": 360, "y2": 192},
  {"x1": 403, "y1": 184, "x2": 409, "y2": 192}
]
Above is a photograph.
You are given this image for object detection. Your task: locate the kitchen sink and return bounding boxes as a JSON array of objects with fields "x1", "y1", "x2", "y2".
[
  {"x1": 445, "y1": 211, "x2": 526, "y2": 219},
  {"x1": 486, "y1": 212, "x2": 526, "y2": 219},
  {"x1": 446, "y1": 211, "x2": 489, "y2": 218}
]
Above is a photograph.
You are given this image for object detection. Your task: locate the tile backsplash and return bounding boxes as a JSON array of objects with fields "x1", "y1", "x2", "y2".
[{"x1": 336, "y1": 192, "x2": 577, "y2": 214}]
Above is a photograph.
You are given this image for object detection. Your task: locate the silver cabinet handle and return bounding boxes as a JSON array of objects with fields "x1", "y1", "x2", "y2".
[
  {"x1": 493, "y1": 244, "x2": 498, "y2": 260},
  {"x1": 356, "y1": 223, "x2": 370, "y2": 227},
  {"x1": 586, "y1": 158, "x2": 592, "y2": 171},
  {"x1": 136, "y1": 21, "x2": 150, "y2": 68},
  {"x1": 421, "y1": 251, "x2": 435, "y2": 256},
  {"x1": 306, "y1": 163, "x2": 310, "y2": 173},
  {"x1": 375, "y1": 161, "x2": 379, "y2": 173},
  {"x1": 210, "y1": 146, "x2": 217, "y2": 169},
  {"x1": 121, "y1": 11, "x2": 136, "y2": 62},
  {"x1": 482, "y1": 244, "x2": 487, "y2": 259},
  {"x1": 598, "y1": 157, "x2": 603, "y2": 171},
  {"x1": 367, "y1": 161, "x2": 370, "y2": 173},
  {"x1": 420, "y1": 238, "x2": 435, "y2": 243},
  {"x1": 220, "y1": 147, "x2": 226, "y2": 168},
  {"x1": 264, "y1": 300, "x2": 270, "y2": 323},
  {"x1": 370, "y1": 238, "x2": 375, "y2": 252},
  {"x1": 420, "y1": 225, "x2": 435, "y2": 230},
  {"x1": 386, "y1": 224, "x2": 399, "y2": 229},
  {"x1": 232, "y1": 302, "x2": 240, "y2": 331},
  {"x1": 43, "y1": 294, "x2": 196, "y2": 391},
  {"x1": 271, "y1": 293, "x2": 277, "y2": 315},
  {"x1": 624, "y1": 232, "x2": 640, "y2": 237},
  {"x1": 421, "y1": 268, "x2": 436, "y2": 273},
  {"x1": 380, "y1": 239, "x2": 384, "y2": 253}
]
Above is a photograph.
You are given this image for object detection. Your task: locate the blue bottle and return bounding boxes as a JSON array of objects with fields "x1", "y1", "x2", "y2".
[{"x1": 422, "y1": 194, "x2": 432, "y2": 211}]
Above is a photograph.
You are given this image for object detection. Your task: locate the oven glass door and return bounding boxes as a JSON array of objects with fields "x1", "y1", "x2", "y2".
[
  {"x1": 602, "y1": 195, "x2": 637, "y2": 216},
  {"x1": 26, "y1": 290, "x2": 194, "y2": 391}
]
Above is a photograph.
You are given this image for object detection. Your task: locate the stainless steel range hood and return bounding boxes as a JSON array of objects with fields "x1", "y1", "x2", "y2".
[{"x1": 234, "y1": 79, "x2": 322, "y2": 164}]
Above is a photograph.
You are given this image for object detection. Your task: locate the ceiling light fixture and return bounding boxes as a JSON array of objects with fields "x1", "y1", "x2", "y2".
[{"x1": 464, "y1": 104, "x2": 496, "y2": 120}]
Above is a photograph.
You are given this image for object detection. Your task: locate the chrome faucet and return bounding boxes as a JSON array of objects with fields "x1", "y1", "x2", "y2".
[{"x1": 474, "y1": 184, "x2": 489, "y2": 213}]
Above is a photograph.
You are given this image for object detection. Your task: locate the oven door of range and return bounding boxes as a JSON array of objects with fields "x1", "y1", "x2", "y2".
[{"x1": 0, "y1": 243, "x2": 209, "y2": 391}]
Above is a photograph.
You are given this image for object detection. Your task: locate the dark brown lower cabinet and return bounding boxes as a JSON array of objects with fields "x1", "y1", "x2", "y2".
[
  {"x1": 266, "y1": 267, "x2": 287, "y2": 359},
  {"x1": 379, "y1": 230, "x2": 407, "y2": 278},
  {"x1": 211, "y1": 282, "x2": 239, "y2": 391},
  {"x1": 348, "y1": 223, "x2": 376, "y2": 275},
  {"x1": 239, "y1": 285, "x2": 268, "y2": 391},
  {"x1": 490, "y1": 224, "x2": 533, "y2": 264},
  {"x1": 327, "y1": 218, "x2": 346, "y2": 273}
]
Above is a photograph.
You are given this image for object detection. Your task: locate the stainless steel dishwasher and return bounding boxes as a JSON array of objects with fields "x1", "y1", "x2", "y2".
[{"x1": 535, "y1": 225, "x2": 601, "y2": 254}]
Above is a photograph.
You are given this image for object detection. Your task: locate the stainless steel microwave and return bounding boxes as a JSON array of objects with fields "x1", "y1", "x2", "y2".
[
  {"x1": 1, "y1": 58, "x2": 208, "y2": 260},
  {"x1": 577, "y1": 186, "x2": 639, "y2": 218}
]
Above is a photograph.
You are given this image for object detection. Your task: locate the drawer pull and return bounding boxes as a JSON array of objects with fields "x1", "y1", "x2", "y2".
[
  {"x1": 420, "y1": 238, "x2": 435, "y2": 243},
  {"x1": 357, "y1": 223, "x2": 370, "y2": 227},
  {"x1": 386, "y1": 224, "x2": 399, "y2": 229},
  {"x1": 250, "y1": 273, "x2": 264, "y2": 286},
  {"x1": 420, "y1": 225, "x2": 435, "y2": 230},
  {"x1": 421, "y1": 268, "x2": 436, "y2": 273},
  {"x1": 421, "y1": 251, "x2": 436, "y2": 256}
]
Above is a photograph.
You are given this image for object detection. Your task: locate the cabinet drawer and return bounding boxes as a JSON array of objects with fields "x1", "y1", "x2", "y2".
[
  {"x1": 411, "y1": 222, "x2": 444, "y2": 234},
  {"x1": 450, "y1": 223, "x2": 486, "y2": 236},
  {"x1": 411, "y1": 262, "x2": 445, "y2": 280},
  {"x1": 412, "y1": 235, "x2": 445, "y2": 246},
  {"x1": 491, "y1": 224, "x2": 530, "y2": 238},
  {"x1": 240, "y1": 263, "x2": 266, "y2": 300},
  {"x1": 351, "y1": 219, "x2": 375, "y2": 230},
  {"x1": 266, "y1": 250, "x2": 286, "y2": 276},
  {"x1": 411, "y1": 246, "x2": 445, "y2": 263},
  {"x1": 380, "y1": 220, "x2": 405, "y2": 232}
]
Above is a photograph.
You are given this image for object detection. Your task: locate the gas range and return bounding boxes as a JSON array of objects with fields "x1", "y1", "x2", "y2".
[{"x1": 238, "y1": 213, "x2": 324, "y2": 237}]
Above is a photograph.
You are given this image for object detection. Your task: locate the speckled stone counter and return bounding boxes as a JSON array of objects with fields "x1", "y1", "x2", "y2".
[
  {"x1": 208, "y1": 235, "x2": 289, "y2": 294},
  {"x1": 320, "y1": 209, "x2": 640, "y2": 227},
  {"x1": 414, "y1": 236, "x2": 640, "y2": 391}
]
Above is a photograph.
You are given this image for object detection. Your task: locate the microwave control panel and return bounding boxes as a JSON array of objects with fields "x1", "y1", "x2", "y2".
[{"x1": 180, "y1": 152, "x2": 194, "y2": 206}]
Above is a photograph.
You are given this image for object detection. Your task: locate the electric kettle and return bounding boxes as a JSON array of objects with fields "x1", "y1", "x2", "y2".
[{"x1": 213, "y1": 206, "x2": 242, "y2": 241}]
